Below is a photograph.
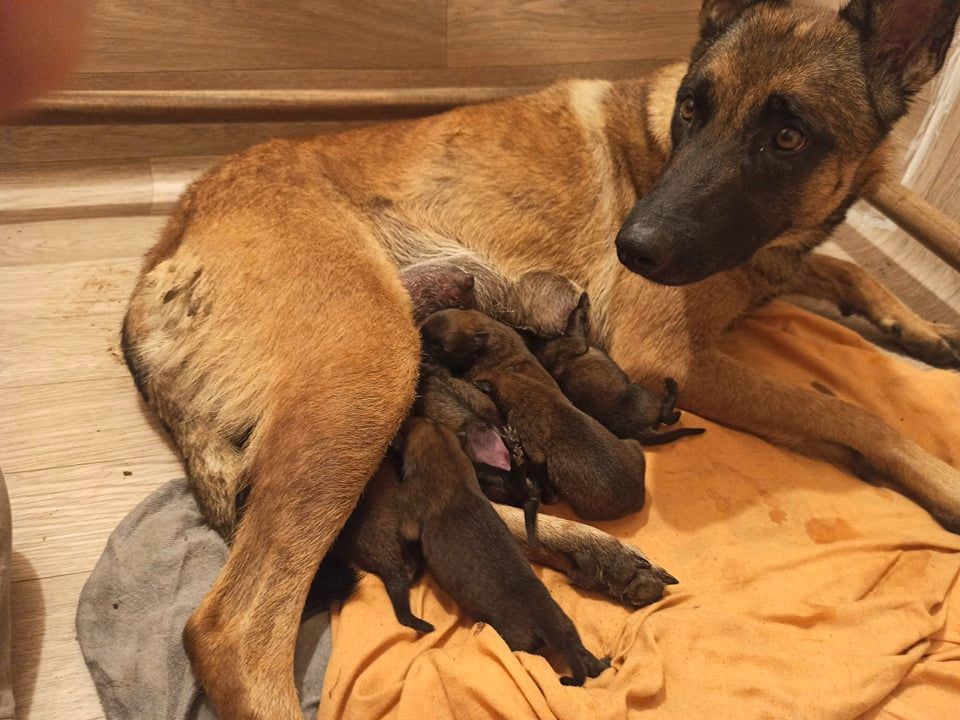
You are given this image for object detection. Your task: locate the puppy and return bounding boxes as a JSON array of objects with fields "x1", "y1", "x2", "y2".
[
  {"x1": 421, "y1": 309, "x2": 646, "y2": 520},
  {"x1": 398, "y1": 417, "x2": 608, "y2": 686},
  {"x1": 531, "y1": 295, "x2": 706, "y2": 444},
  {"x1": 332, "y1": 458, "x2": 434, "y2": 634},
  {"x1": 417, "y1": 363, "x2": 541, "y2": 544}
]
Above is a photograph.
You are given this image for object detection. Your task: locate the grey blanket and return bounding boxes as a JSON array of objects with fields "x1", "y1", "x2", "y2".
[{"x1": 76, "y1": 479, "x2": 332, "y2": 720}]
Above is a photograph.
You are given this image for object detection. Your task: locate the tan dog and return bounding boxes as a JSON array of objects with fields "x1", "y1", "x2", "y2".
[{"x1": 121, "y1": 1, "x2": 960, "y2": 715}]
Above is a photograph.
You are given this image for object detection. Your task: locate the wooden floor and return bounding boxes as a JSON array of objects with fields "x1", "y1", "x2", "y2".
[{"x1": 1, "y1": 213, "x2": 184, "y2": 720}]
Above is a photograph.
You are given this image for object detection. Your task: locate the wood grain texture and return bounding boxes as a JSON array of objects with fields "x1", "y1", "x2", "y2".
[
  {"x1": 0, "y1": 215, "x2": 166, "y2": 267},
  {"x1": 0, "y1": 160, "x2": 153, "y2": 222},
  {"x1": 6, "y1": 457, "x2": 180, "y2": 582},
  {"x1": 11, "y1": 572, "x2": 105, "y2": 720},
  {"x1": 0, "y1": 215, "x2": 186, "y2": 720},
  {"x1": 0, "y1": 158, "x2": 213, "y2": 222},
  {"x1": 0, "y1": 256, "x2": 139, "y2": 321},
  {"x1": 19, "y1": 87, "x2": 532, "y2": 125},
  {"x1": 447, "y1": 0, "x2": 699, "y2": 68},
  {"x1": 81, "y1": 0, "x2": 445, "y2": 73},
  {"x1": 61, "y1": 60, "x2": 665, "y2": 92},
  {"x1": 867, "y1": 183, "x2": 960, "y2": 272},
  {"x1": 0, "y1": 121, "x2": 365, "y2": 164}
]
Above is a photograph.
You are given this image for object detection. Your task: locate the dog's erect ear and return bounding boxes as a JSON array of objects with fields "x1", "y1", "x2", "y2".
[
  {"x1": 698, "y1": 0, "x2": 788, "y2": 41},
  {"x1": 841, "y1": 0, "x2": 960, "y2": 125},
  {"x1": 472, "y1": 331, "x2": 490, "y2": 350}
]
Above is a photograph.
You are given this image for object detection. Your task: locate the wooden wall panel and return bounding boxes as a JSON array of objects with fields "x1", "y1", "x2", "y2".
[
  {"x1": 447, "y1": 0, "x2": 699, "y2": 68},
  {"x1": 80, "y1": 0, "x2": 445, "y2": 73}
]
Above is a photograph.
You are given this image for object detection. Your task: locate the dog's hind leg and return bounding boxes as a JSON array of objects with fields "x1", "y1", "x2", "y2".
[
  {"x1": 789, "y1": 253, "x2": 960, "y2": 367},
  {"x1": 674, "y1": 348, "x2": 960, "y2": 532},
  {"x1": 181, "y1": 264, "x2": 420, "y2": 718}
]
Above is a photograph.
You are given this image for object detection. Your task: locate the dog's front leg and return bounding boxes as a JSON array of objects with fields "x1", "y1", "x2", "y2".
[
  {"x1": 789, "y1": 253, "x2": 960, "y2": 367},
  {"x1": 670, "y1": 347, "x2": 960, "y2": 532},
  {"x1": 493, "y1": 504, "x2": 678, "y2": 607}
]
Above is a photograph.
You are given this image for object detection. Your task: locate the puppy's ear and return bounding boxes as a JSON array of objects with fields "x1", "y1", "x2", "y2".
[
  {"x1": 698, "y1": 0, "x2": 787, "y2": 42},
  {"x1": 473, "y1": 379, "x2": 495, "y2": 395},
  {"x1": 841, "y1": 0, "x2": 960, "y2": 125},
  {"x1": 472, "y1": 331, "x2": 490, "y2": 350},
  {"x1": 564, "y1": 292, "x2": 591, "y2": 340}
]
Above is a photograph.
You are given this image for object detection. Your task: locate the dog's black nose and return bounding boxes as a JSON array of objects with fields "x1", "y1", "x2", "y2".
[{"x1": 615, "y1": 224, "x2": 671, "y2": 277}]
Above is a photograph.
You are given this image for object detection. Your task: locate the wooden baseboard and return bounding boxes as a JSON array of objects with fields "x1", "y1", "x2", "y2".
[{"x1": 13, "y1": 87, "x2": 535, "y2": 125}]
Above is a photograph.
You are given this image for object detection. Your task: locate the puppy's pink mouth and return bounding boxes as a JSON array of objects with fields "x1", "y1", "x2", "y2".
[{"x1": 466, "y1": 425, "x2": 511, "y2": 471}]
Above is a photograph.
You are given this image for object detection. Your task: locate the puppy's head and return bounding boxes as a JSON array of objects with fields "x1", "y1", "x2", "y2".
[
  {"x1": 529, "y1": 293, "x2": 591, "y2": 372},
  {"x1": 402, "y1": 417, "x2": 473, "y2": 487},
  {"x1": 419, "y1": 309, "x2": 495, "y2": 370}
]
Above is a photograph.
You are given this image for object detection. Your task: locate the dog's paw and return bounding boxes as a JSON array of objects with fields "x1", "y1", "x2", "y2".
[
  {"x1": 566, "y1": 534, "x2": 677, "y2": 608},
  {"x1": 882, "y1": 318, "x2": 960, "y2": 368}
]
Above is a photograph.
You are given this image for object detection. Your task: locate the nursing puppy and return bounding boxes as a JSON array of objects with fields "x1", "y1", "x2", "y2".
[
  {"x1": 422, "y1": 309, "x2": 647, "y2": 520},
  {"x1": 532, "y1": 296, "x2": 706, "y2": 444},
  {"x1": 398, "y1": 417, "x2": 608, "y2": 686},
  {"x1": 417, "y1": 364, "x2": 541, "y2": 544},
  {"x1": 332, "y1": 458, "x2": 434, "y2": 634}
]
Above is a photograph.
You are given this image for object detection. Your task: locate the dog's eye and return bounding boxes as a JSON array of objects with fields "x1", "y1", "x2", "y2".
[
  {"x1": 679, "y1": 98, "x2": 696, "y2": 122},
  {"x1": 774, "y1": 127, "x2": 806, "y2": 152}
]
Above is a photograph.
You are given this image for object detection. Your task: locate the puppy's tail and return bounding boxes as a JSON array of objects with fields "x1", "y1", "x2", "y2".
[
  {"x1": 523, "y1": 494, "x2": 539, "y2": 546},
  {"x1": 634, "y1": 427, "x2": 706, "y2": 446},
  {"x1": 382, "y1": 570, "x2": 435, "y2": 635}
]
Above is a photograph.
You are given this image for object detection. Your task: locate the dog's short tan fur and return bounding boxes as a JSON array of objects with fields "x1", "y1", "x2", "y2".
[{"x1": 122, "y1": 1, "x2": 960, "y2": 715}]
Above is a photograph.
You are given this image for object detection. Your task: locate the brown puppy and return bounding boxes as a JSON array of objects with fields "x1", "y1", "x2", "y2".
[
  {"x1": 532, "y1": 295, "x2": 706, "y2": 445},
  {"x1": 417, "y1": 363, "x2": 542, "y2": 544},
  {"x1": 331, "y1": 458, "x2": 433, "y2": 634},
  {"x1": 422, "y1": 309, "x2": 647, "y2": 521},
  {"x1": 398, "y1": 417, "x2": 608, "y2": 686}
]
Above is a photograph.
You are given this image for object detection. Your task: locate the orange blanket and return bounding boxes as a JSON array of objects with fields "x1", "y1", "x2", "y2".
[{"x1": 320, "y1": 301, "x2": 960, "y2": 720}]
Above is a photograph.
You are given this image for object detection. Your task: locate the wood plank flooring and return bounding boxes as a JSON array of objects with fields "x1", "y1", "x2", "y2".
[{"x1": 2, "y1": 212, "x2": 184, "y2": 720}]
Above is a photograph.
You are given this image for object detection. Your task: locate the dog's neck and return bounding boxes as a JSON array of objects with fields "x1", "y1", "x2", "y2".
[{"x1": 602, "y1": 63, "x2": 688, "y2": 201}]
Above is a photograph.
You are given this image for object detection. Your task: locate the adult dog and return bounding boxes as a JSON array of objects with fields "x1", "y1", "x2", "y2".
[{"x1": 122, "y1": 0, "x2": 960, "y2": 716}]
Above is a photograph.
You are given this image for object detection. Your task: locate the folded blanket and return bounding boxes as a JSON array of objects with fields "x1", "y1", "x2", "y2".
[
  {"x1": 320, "y1": 300, "x2": 960, "y2": 720},
  {"x1": 76, "y1": 479, "x2": 333, "y2": 720}
]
